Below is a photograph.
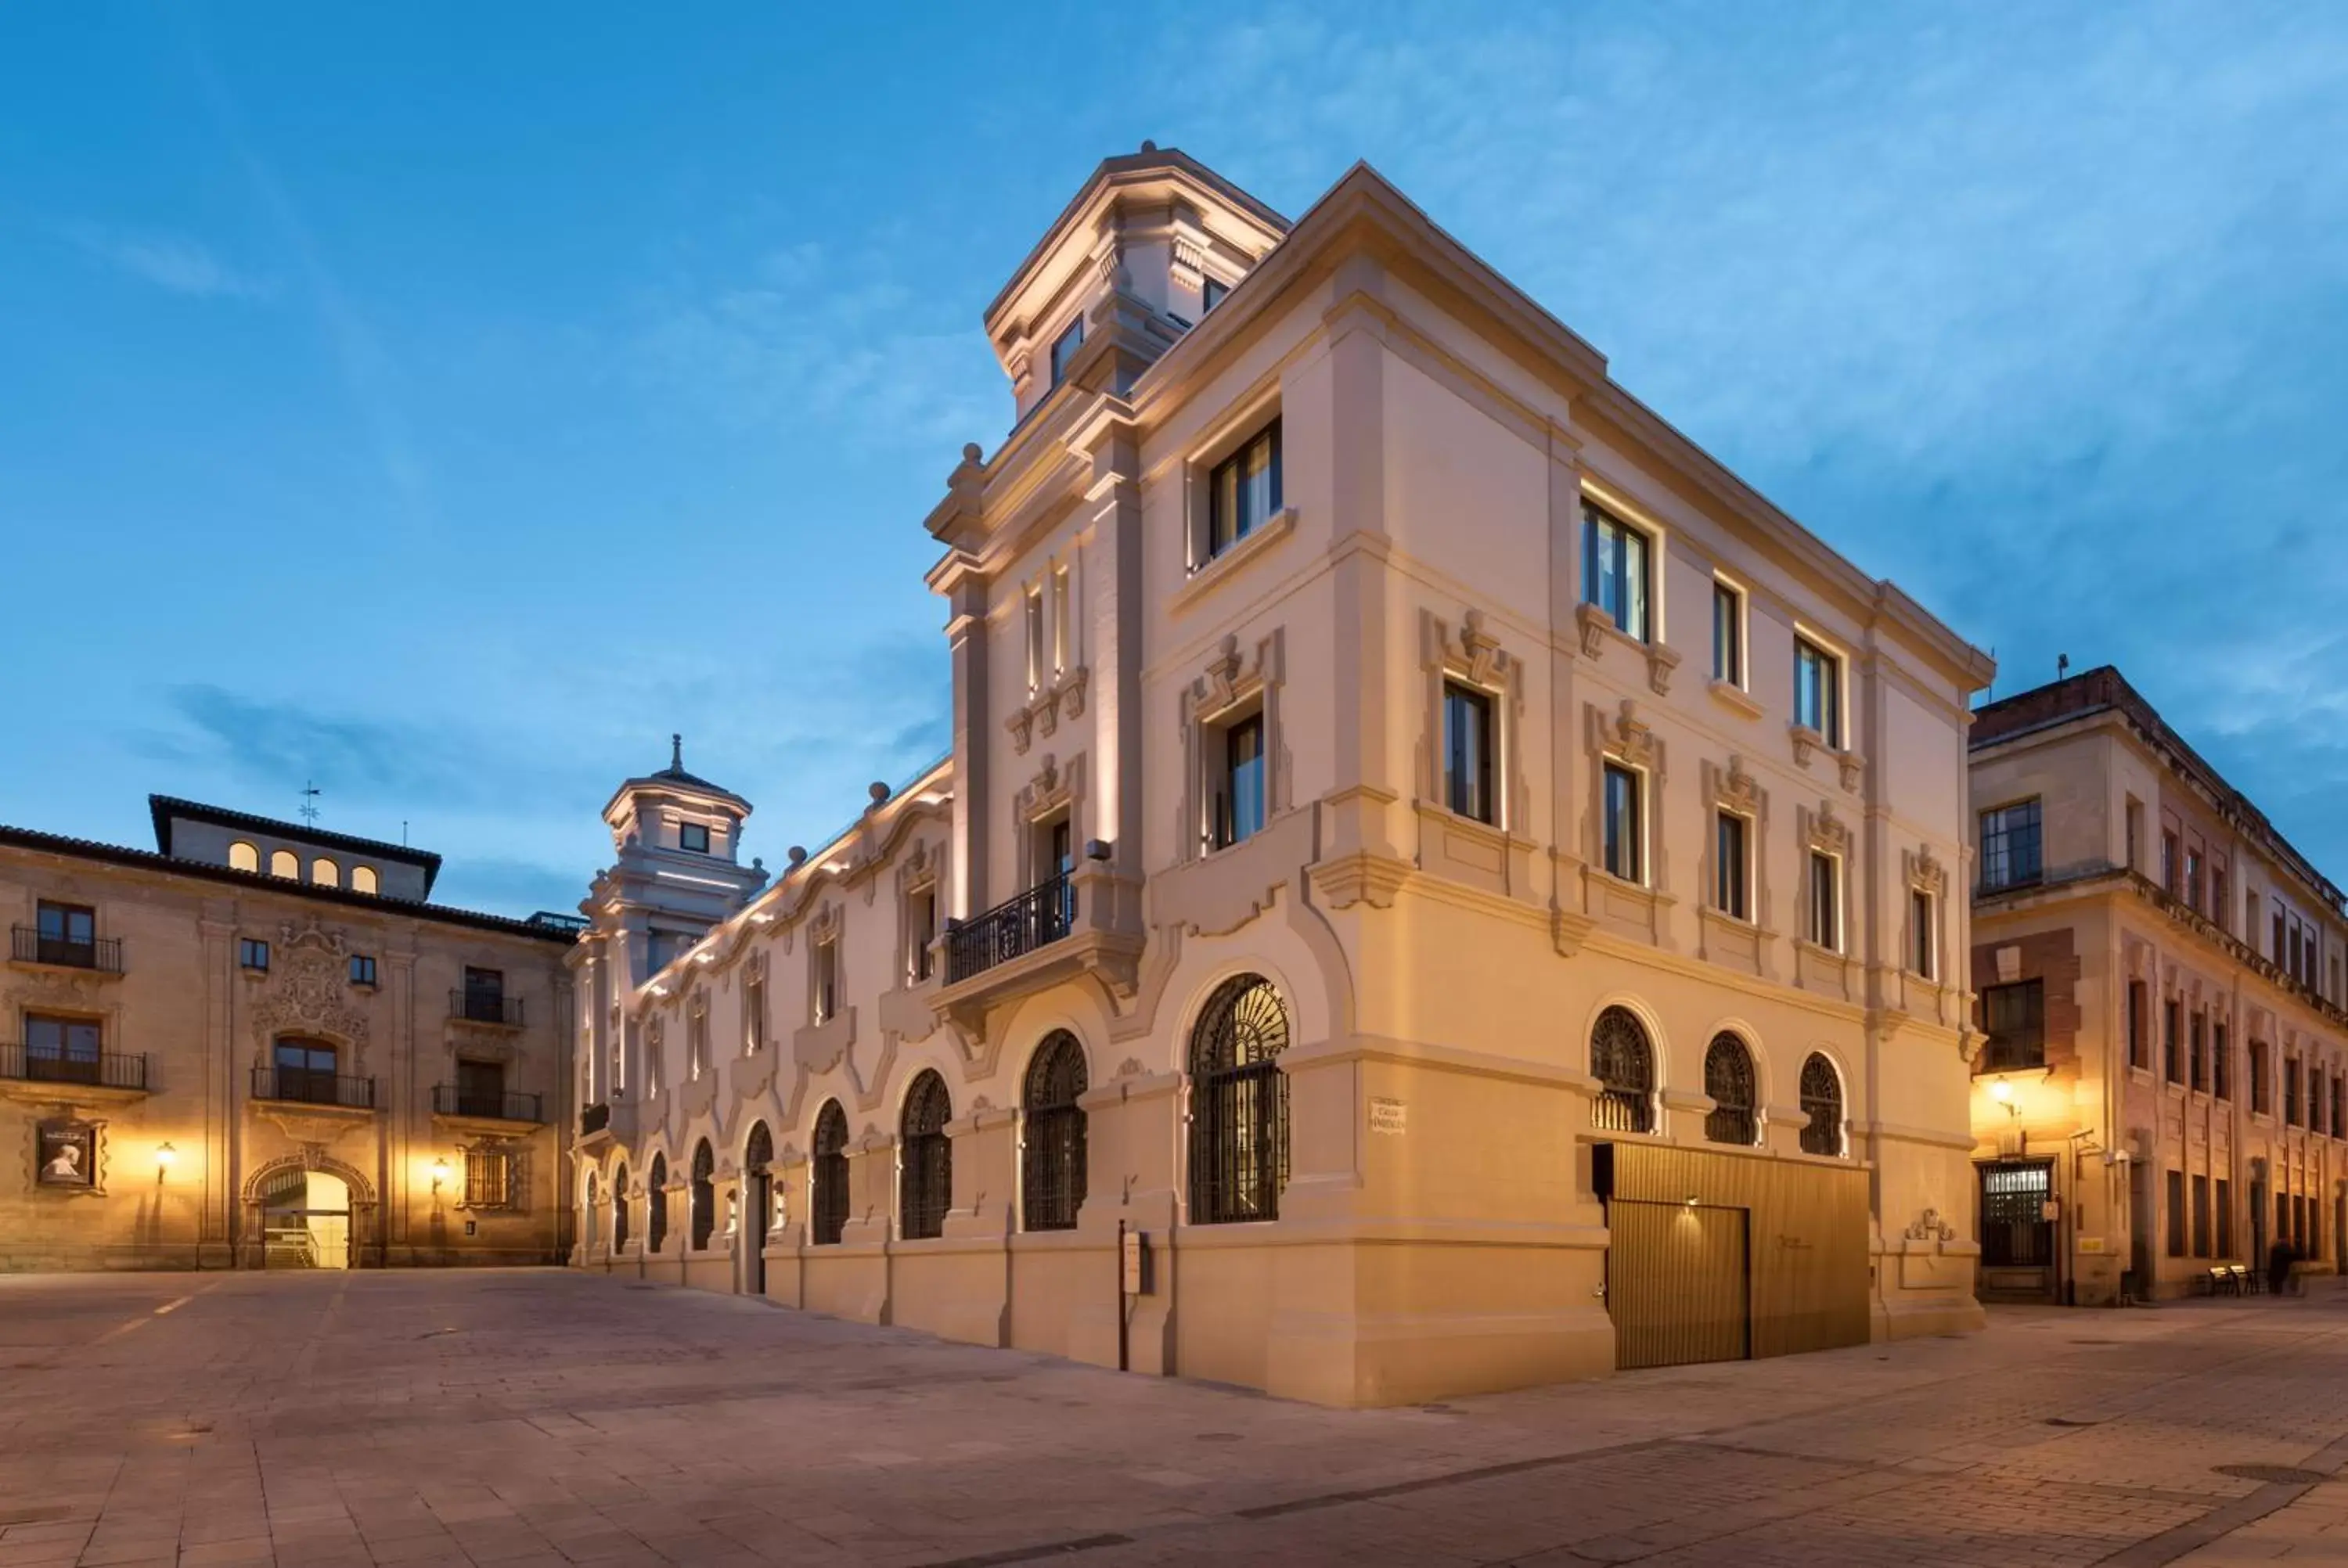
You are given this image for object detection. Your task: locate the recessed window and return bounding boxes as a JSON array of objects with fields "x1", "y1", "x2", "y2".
[
  {"x1": 312, "y1": 857, "x2": 339, "y2": 888},
  {"x1": 812, "y1": 937, "x2": 839, "y2": 1025},
  {"x1": 1981, "y1": 980, "x2": 2045, "y2": 1072},
  {"x1": 1715, "y1": 811, "x2": 1748, "y2": 919},
  {"x1": 1601, "y1": 762, "x2": 1644, "y2": 884},
  {"x1": 679, "y1": 822, "x2": 710, "y2": 854},
  {"x1": 1212, "y1": 710, "x2": 1267, "y2": 849},
  {"x1": 33, "y1": 901, "x2": 95, "y2": 964},
  {"x1": 465, "y1": 1149, "x2": 513, "y2": 1209},
  {"x1": 1794, "y1": 635, "x2": 1842, "y2": 747},
  {"x1": 1201, "y1": 276, "x2": 1229, "y2": 313},
  {"x1": 1712, "y1": 579, "x2": 1744, "y2": 687},
  {"x1": 268, "y1": 850, "x2": 297, "y2": 879},
  {"x1": 1582, "y1": 503, "x2": 1651, "y2": 642},
  {"x1": 351, "y1": 865, "x2": 378, "y2": 895},
  {"x1": 2163, "y1": 998, "x2": 2181, "y2": 1081},
  {"x1": 744, "y1": 975, "x2": 765, "y2": 1053},
  {"x1": 906, "y1": 887, "x2": 936, "y2": 984},
  {"x1": 348, "y1": 954, "x2": 376, "y2": 987},
  {"x1": 1206, "y1": 419, "x2": 1282, "y2": 562},
  {"x1": 229, "y1": 840, "x2": 260, "y2": 873},
  {"x1": 1979, "y1": 799, "x2": 2044, "y2": 891},
  {"x1": 1810, "y1": 851, "x2": 1841, "y2": 951},
  {"x1": 25, "y1": 1013, "x2": 101, "y2": 1083},
  {"x1": 1442, "y1": 682, "x2": 1495, "y2": 825},
  {"x1": 2214, "y1": 1022, "x2": 2232, "y2": 1101},
  {"x1": 1910, "y1": 888, "x2": 1934, "y2": 976},
  {"x1": 239, "y1": 938, "x2": 270, "y2": 973},
  {"x1": 1051, "y1": 564, "x2": 1071, "y2": 675},
  {"x1": 1050, "y1": 317, "x2": 1083, "y2": 386}
]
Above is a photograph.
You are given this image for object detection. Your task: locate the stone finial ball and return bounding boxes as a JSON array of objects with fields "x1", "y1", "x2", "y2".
[
  {"x1": 962, "y1": 442, "x2": 983, "y2": 462},
  {"x1": 869, "y1": 782, "x2": 890, "y2": 804},
  {"x1": 787, "y1": 846, "x2": 807, "y2": 865}
]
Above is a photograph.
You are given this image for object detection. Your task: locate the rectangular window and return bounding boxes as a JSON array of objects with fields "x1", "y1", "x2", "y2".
[
  {"x1": 1216, "y1": 711, "x2": 1268, "y2": 848},
  {"x1": 2286, "y1": 1058, "x2": 2303, "y2": 1125},
  {"x1": 1025, "y1": 584, "x2": 1045, "y2": 693},
  {"x1": 1716, "y1": 812, "x2": 1749, "y2": 919},
  {"x1": 1601, "y1": 762, "x2": 1644, "y2": 884},
  {"x1": 907, "y1": 888, "x2": 936, "y2": 984},
  {"x1": 1810, "y1": 852, "x2": 1842, "y2": 951},
  {"x1": 1794, "y1": 635, "x2": 1842, "y2": 747},
  {"x1": 2163, "y1": 999, "x2": 2181, "y2": 1082},
  {"x1": 1979, "y1": 800, "x2": 2044, "y2": 892},
  {"x1": 1910, "y1": 889, "x2": 1933, "y2": 976},
  {"x1": 2127, "y1": 981, "x2": 2148, "y2": 1071},
  {"x1": 2274, "y1": 906, "x2": 2287, "y2": 967},
  {"x1": 1206, "y1": 419, "x2": 1282, "y2": 561},
  {"x1": 2314, "y1": 1074, "x2": 2329, "y2": 1136},
  {"x1": 1581, "y1": 503, "x2": 1651, "y2": 642},
  {"x1": 348, "y1": 954, "x2": 376, "y2": 987},
  {"x1": 2334, "y1": 1075, "x2": 2345, "y2": 1141},
  {"x1": 2218, "y1": 1178, "x2": 2235, "y2": 1259},
  {"x1": 1201, "y1": 276, "x2": 1229, "y2": 313},
  {"x1": 1981, "y1": 980, "x2": 2045, "y2": 1072},
  {"x1": 1443, "y1": 682, "x2": 1496, "y2": 825},
  {"x1": 1711, "y1": 580, "x2": 1744, "y2": 687},
  {"x1": 2125, "y1": 798, "x2": 2142, "y2": 872},
  {"x1": 1050, "y1": 563, "x2": 1071, "y2": 674},
  {"x1": 2214, "y1": 1023, "x2": 2231, "y2": 1101},
  {"x1": 24, "y1": 1013, "x2": 101, "y2": 1081},
  {"x1": 2166, "y1": 1171, "x2": 2185, "y2": 1258},
  {"x1": 813, "y1": 939, "x2": 839, "y2": 1026},
  {"x1": 465, "y1": 1149, "x2": 512, "y2": 1210},
  {"x1": 34, "y1": 901, "x2": 95, "y2": 964},
  {"x1": 744, "y1": 976, "x2": 765, "y2": 1053},
  {"x1": 1050, "y1": 317, "x2": 1083, "y2": 385},
  {"x1": 239, "y1": 937, "x2": 269, "y2": 973},
  {"x1": 2161, "y1": 833, "x2": 2178, "y2": 896},
  {"x1": 679, "y1": 822, "x2": 711, "y2": 854},
  {"x1": 2184, "y1": 849, "x2": 2202, "y2": 912},
  {"x1": 2253, "y1": 1039, "x2": 2272, "y2": 1114},
  {"x1": 2189, "y1": 1012, "x2": 2207, "y2": 1091},
  {"x1": 2213, "y1": 869, "x2": 2228, "y2": 932},
  {"x1": 2192, "y1": 1174, "x2": 2211, "y2": 1258}
]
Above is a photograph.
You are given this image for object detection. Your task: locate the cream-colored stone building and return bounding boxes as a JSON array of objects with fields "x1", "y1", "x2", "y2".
[
  {"x1": 1, "y1": 797, "x2": 577, "y2": 1270},
  {"x1": 572, "y1": 146, "x2": 1995, "y2": 1405},
  {"x1": 1968, "y1": 667, "x2": 2347, "y2": 1304}
]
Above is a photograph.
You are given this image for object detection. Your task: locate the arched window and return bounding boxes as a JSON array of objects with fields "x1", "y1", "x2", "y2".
[
  {"x1": 1799, "y1": 1054, "x2": 1846, "y2": 1157},
  {"x1": 612, "y1": 1163, "x2": 630, "y2": 1250},
  {"x1": 312, "y1": 857, "x2": 340, "y2": 888},
  {"x1": 351, "y1": 865, "x2": 378, "y2": 895},
  {"x1": 1590, "y1": 1006, "x2": 1656, "y2": 1133},
  {"x1": 900, "y1": 1070, "x2": 953, "y2": 1240},
  {"x1": 646, "y1": 1153, "x2": 668, "y2": 1253},
  {"x1": 268, "y1": 849, "x2": 298, "y2": 879},
  {"x1": 1187, "y1": 974, "x2": 1290, "y2": 1225},
  {"x1": 584, "y1": 1170, "x2": 598, "y2": 1242},
  {"x1": 689, "y1": 1139, "x2": 715, "y2": 1250},
  {"x1": 229, "y1": 841, "x2": 260, "y2": 872},
  {"x1": 1703, "y1": 1033, "x2": 1758, "y2": 1145},
  {"x1": 1021, "y1": 1031, "x2": 1089, "y2": 1231},
  {"x1": 745, "y1": 1120, "x2": 775, "y2": 1234},
  {"x1": 745, "y1": 1120, "x2": 772, "y2": 1172},
  {"x1": 812, "y1": 1102, "x2": 849, "y2": 1246}
]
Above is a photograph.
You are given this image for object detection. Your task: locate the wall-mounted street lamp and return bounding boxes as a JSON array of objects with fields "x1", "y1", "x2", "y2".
[
  {"x1": 154, "y1": 1142, "x2": 176, "y2": 1182},
  {"x1": 430, "y1": 1156, "x2": 451, "y2": 1196}
]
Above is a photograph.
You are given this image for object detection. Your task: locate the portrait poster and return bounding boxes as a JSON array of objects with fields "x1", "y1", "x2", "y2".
[{"x1": 37, "y1": 1121, "x2": 98, "y2": 1189}]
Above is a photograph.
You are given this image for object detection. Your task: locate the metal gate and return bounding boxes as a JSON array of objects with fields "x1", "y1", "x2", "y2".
[{"x1": 1606, "y1": 1199, "x2": 1750, "y2": 1370}]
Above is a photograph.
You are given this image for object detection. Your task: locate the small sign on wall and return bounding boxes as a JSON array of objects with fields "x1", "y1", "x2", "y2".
[{"x1": 1368, "y1": 1097, "x2": 1407, "y2": 1135}]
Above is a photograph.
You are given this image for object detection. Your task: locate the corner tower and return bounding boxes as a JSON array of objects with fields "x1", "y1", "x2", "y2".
[{"x1": 587, "y1": 735, "x2": 766, "y2": 985}]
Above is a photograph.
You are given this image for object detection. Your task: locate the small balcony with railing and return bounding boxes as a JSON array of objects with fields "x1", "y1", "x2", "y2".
[
  {"x1": 431, "y1": 1083, "x2": 544, "y2": 1126},
  {"x1": 933, "y1": 861, "x2": 1143, "y2": 1027},
  {"x1": 250, "y1": 1065, "x2": 376, "y2": 1111},
  {"x1": 449, "y1": 990, "x2": 524, "y2": 1028},
  {"x1": 9, "y1": 926, "x2": 124, "y2": 976},
  {"x1": 0, "y1": 1041, "x2": 149, "y2": 1095},
  {"x1": 946, "y1": 872, "x2": 1077, "y2": 984}
]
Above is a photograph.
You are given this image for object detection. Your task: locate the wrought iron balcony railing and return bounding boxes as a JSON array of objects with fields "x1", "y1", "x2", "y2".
[
  {"x1": 450, "y1": 990, "x2": 524, "y2": 1027},
  {"x1": 10, "y1": 927, "x2": 124, "y2": 973},
  {"x1": 432, "y1": 1084, "x2": 542, "y2": 1122},
  {"x1": 945, "y1": 872, "x2": 1075, "y2": 984},
  {"x1": 251, "y1": 1066, "x2": 376, "y2": 1109},
  {"x1": 581, "y1": 1101, "x2": 611, "y2": 1136},
  {"x1": 0, "y1": 1042, "x2": 149, "y2": 1091}
]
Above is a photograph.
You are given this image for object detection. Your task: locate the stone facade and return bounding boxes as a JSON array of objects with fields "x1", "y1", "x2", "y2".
[
  {"x1": 1968, "y1": 666, "x2": 2348, "y2": 1304},
  {"x1": 571, "y1": 146, "x2": 1994, "y2": 1406},
  {"x1": 0, "y1": 803, "x2": 576, "y2": 1271}
]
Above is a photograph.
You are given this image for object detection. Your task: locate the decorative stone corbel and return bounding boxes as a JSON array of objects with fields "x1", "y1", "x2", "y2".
[
  {"x1": 1575, "y1": 602, "x2": 1612, "y2": 659},
  {"x1": 1645, "y1": 642, "x2": 1682, "y2": 696},
  {"x1": 1609, "y1": 699, "x2": 1657, "y2": 770},
  {"x1": 1836, "y1": 749, "x2": 1865, "y2": 793},
  {"x1": 1006, "y1": 707, "x2": 1035, "y2": 757}
]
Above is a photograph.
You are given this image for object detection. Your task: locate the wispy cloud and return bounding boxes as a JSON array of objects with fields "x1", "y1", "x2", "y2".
[{"x1": 66, "y1": 224, "x2": 273, "y2": 300}]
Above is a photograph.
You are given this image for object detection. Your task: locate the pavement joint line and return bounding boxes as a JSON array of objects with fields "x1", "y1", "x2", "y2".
[{"x1": 2091, "y1": 1422, "x2": 2348, "y2": 1566}]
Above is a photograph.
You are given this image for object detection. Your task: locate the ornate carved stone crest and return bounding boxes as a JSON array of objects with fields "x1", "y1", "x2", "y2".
[{"x1": 250, "y1": 917, "x2": 369, "y2": 1061}]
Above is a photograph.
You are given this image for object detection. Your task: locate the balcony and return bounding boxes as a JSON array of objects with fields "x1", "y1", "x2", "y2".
[
  {"x1": 251, "y1": 1066, "x2": 376, "y2": 1110},
  {"x1": 946, "y1": 872, "x2": 1075, "y2": 984},
  {"x1": 432, "y1": 1084, "x2": 543, "y2": 1124},
  {"x1": 449, "y1": 990, "x2": 524, "y2": 1027},
  {"x1": 0, "y1": 1042, "x2": 149, "y2": 1092},
  {"x1": 9, "y1": 927, "x2": 124, "y2": 975}
]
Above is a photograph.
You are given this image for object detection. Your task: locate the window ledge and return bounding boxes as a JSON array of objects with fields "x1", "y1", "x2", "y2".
[
  {"x1": 1709, "y1": 679, "x2": 1764, "y2": 721},
  {"x1": 1789, "y1": 724, "x2": 1864, "y2": 791},
  {"x1": 1172, "y1": 506, "x2": 1295, "y2": 617}
]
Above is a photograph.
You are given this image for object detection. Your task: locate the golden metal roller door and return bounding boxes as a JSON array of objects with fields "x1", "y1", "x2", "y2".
[{"x1": 1606, "y1": 1199, "x2": 1750, "y2": 1369}]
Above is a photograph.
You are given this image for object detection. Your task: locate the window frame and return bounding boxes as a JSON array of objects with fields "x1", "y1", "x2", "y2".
[
  {"x1": 1793, "y1": 632, "x2": 1844, "y2": 749},
  {"x1": 1711, "y1": 577, "x2": 1746, "y2": 689},
  {"x1": 1601, "y1": 761, "x2": 1646, "y2": 886},
  {"x1": 348, "y1": 954, "x2": 377, "y2": 988},
  {"x1": 239, "y1": 937, "x2": 270, "y2": 973},
  {"x1": 1442, "y1": 680, "x2": 1497, "y2": 827},
  {"x1": 1980, "y1": 980, "x2": 2047, "y2": 1073},
  {"x1": 678, "y1": 822, "x2": 711, "y2": 854},
  {"x1": 1715, "y1": 809, "x2": 1751, "y2": 921},
  {"x1": 1910, "y1": 887, "x2": 1935, "y2": 977},
  {"x1": 1205, "y1": 418, "x2": 1283, "y2": 563},
  {"x1": 1979, "y1": 798, "x2": 2044, "y2": 893},
  {"x1": 1211, "y1": 706, "x2": 1269, "y2": 850},
  {"x1": 1809, "y1": 849, "x2": 1842, "y2": 952},
  {"x1": 1049, "y1": 316, "x2": 1083, "y2": 386},
  {"x1": 1580, "y1": 501, "x2": 1653, "y2": 643}
]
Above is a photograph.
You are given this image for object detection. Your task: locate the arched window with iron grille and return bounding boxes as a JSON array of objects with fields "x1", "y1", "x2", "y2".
[
  {"x1": 812, "y1": 1101, "x2": 849, "y2": 1245},
  {"x1": 899, "y1": 1070, "x2": 953, "y2": 1240},
  {"x1": 1799, "y1": 1054, "x2": 1846, "y2": 1156},
  {"x1": 613, "y1": 1162, "x2": 631, "y2": 1251},
  {"x1": 646, "y1": 1153, "x2": 668, "y2": 1253},
  {"x1": 1702, "y1": 1033, "x2": 1758, "y2": 1145},
  {"x1": 744, "y1": 1120, "x2": 775, "y2": 1235},
  {"x1": 1590, "y1": 1006, "x2": 1657, "y2": 1132},
  {"x1": 1021, "y1": 1031, "x2": 1088, "y2": 1231},
  {"x1": 1187, "y1": 973, "x2": 1291, "y2": 1225},
  {"x1": 689, "y1": 1139, "x2": 715, "y2": 1250}
]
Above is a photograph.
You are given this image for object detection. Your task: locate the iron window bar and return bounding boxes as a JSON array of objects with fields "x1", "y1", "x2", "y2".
[
  {"x1": 431, "y1": 1084, "x2": 542, "y2": 1121},
  {"x1": 9, "y1": 926, "x2": 124, "y2": 973},
  {"x1": 250, "y1": 1066, "x2": 375, "y2": 1109},
  {"x1": 0, "y1": 1042, "x2": 148, "y2": 1091},
  {"x1": 945, "y1": 871, "x2": 1076, "y2": 984},
  {"x1": 449, "y1": 990, "x2": 524, "y2": 1027}
]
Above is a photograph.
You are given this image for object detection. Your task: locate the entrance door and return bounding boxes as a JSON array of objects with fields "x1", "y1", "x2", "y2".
[
  {"x1": 747, "y1": 1171, "x2": 770, "y2": 1295},
  {"x1": 261, "y1": 1168, "x2": 351, "y2": 1269},
  {"x1": 1979, "y1": 1160, "x2": 2056, "y2": 1300},
  {"x1": 1605, "y1": 1198, "x2": 1750, "y2": 1369}
]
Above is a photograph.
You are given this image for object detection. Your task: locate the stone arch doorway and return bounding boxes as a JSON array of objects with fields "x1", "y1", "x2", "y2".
[{"x1": 245, "y1": 1154, "x2": 377, "y2": 1269}]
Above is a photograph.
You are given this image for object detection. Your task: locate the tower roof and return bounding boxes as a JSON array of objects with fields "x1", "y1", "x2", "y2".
[{"x1": 601, "y1": 734, "x2": 750, "y2": 824}]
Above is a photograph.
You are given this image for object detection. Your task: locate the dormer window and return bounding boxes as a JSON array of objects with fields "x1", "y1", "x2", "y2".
[
  {"x1": 1050, "y1": 318, "x2": 1084, "y2": 387},
  {"x1": 679, "y1": 822, "x2": 710, "y2": 854}
]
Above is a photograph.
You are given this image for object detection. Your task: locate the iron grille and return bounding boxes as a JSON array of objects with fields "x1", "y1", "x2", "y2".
[
  {"x1": 1590, "y1": 1006, "x2": 1655, "y2": 1133},
  {"x1": 0, "y1": 1042, "x2": 149, "y2": 1091},
  {"x1": 812, "y1": 1102, "x2": 849, "y2": 1245},
  {"x1": 450, "y1": 990, "x2": 524, "y2": 1027},
  {"x1": 432, "y1": 1084, "x2": 542, "y2": 1121},
  {"x1": 1021, "y1": 1031, "x2": 1089, "y2": 1231},
  {"x1": 10, "y1": 926, "x2": 124, "y2": 973},
  {"x1": 1799, "y1": 1054, "x2": 1845, "y2": 1156},
  {"x1": 251, "y1": 1066, "x2": 374, "y2": 1109},
  {"x1": 1703, "y1": 1033, "x2": 1757, "y2": 1145},
  {"x1": 465, "y1": 1149, "x2": 511, "y2": 1209},
  {"x1": 945, "y1": 872, "x2": 1075, "y2": 983},
  {"x1": 1979, "y1": 1160, "x2": 2053, "y2": 1266},
  {"x1": 1187, "y1": 974, "x2": 1291, "y2": 1225},
  {"x1": 689, "y1": 1140, "x2": 715, "y2": 1250},
  {"x1": 646, "y1": 1155, "x2": 669, "y2": 1252},
  {"x1": 900, "y1": 1071, "x2": 953, "y2": 1240},
  {"x1": 611, "y1": 1164, "x2": 630, "y2": 1248}
]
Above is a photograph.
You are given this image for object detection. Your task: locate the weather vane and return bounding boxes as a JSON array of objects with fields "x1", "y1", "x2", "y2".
[{"x1": 298, "y1": 780, "x2": 322, "y2": 826}]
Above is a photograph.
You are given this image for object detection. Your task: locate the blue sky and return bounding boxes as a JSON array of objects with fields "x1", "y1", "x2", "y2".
[{"x1": 4, "y1": 2, "x2": 2345, "y2": 915}]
